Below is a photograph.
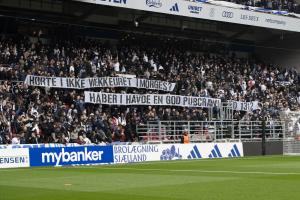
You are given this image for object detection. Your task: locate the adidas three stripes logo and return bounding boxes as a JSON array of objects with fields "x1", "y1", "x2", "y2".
[
  {"x1": 209, "y1": 145, "x2": 222, "y2": 158},
  {"x1": 170, "y1": 3, "x2": 179, "y2": 12},
  {"x1": 228, "y1": 144, "x2": 241, "y2": 157},
  {"x1": 188, "y1": 145, "x2": 202, "y2": 159}
]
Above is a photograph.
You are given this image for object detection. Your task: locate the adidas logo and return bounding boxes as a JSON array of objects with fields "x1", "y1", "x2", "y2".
[
  {"x1": 208, "y1": 145, "x2": 222, "y2": 158},
  {"x1": 228, "y1": 144, "x2": 241, "y2": 157},
  {"x1": 170, "y1": 3, "x2": 179, "y2": 12},
  {"x1": 187, "y1": 145, "x2": 202, "y2": 159}
]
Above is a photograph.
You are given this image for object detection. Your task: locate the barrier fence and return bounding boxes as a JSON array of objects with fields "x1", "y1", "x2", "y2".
[
  {"x1": 136, "y1": 121, "x2": 286, "y2": 143},
  {"x1": 0, "y1": 142, "x2": 244, "y2": 168}
]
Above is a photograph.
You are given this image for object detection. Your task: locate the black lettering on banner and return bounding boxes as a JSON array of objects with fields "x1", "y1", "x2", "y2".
[
  {"x1": 112, "y1": 94, "x2": 118, "y2": 104},
  {"x1": 126, "y1": 78, "x2": 132, "y2": 86},
  {"x1": 126, "y1": 94, "x2": 130, "y2": 104},
  {"x1": 60, "y1": 77, "x2": 63, "y2": 86},
  {"x1": 88, "y1": 78, "x2": 97, "y2": 87},
  {"x1": 101, "y1": 93, "x2": 117, "y2": 104},
  {"x1": 119, "y1": 77, "x2": 126, "y2": 86},
  {"x1": 85, "y1": 92, "x2": 222, "y2": 108},
  {"x1": 162, "y1": 82, "x2": 167, "y2": 91},
  {"x1": 96, "y1": 94, "x2": 102, "y2": 103},
  {"x1": 241, "y1": 102, "x2": 245, "y2": 111},
  {"x1": 207, "y1": 99, "x2": 213, "y2": 107},
  {"x1": 26, "y1": 75, "x2": 175, "y2": 91},
  {"x1": 66, "y1": 78, "x2": 74, "y2": 88},
  {"x1": 232, "y1": 102, "x2": 237, "y2": 110},
  {"x1": 102, "y1": 93, "x2": 107, "y2": 103},
  {"x1": 168, "y1": 83, "x2": 174, "y2": 91},
  {"x1": 154, "y1": 95, "x2": 163, "y2": 104},
  {"x1": 152, "y1": 80, "x2": 157, "y2": 90},
  {"x1": 102, "y1": 78, "x2": 108, "y2": 87},
  {"x1": 202, "y1": 98, "x2": 207, "y2": 107},
  {"x1": 52, "y1": 78, "x2": 57, "y2": 87},
  {"x1": 96, "y1": 78, "x2": 104, "y2": 87},
  {"x1": 182, "y1": 97, "x2": 188, "y2": 105},
  {"x1": 214, "y1": 99, "x2": 221, "y2": 107},
  {"x1": 138, "y1": 79, "x2": 146, "y2": 88},
  {"x1": 193, "y1": 97, "x2": 201, "y2": 107},
  {"x1": 28, "y1": 75, "x2": 35, "y2": 85},
  {"x1": 126, "y1": 94, "x2": 151, "y2": 104},
  {"x1": 166, "y1": 96, "x2": 180, "y2": 105},
  {"x1": 109, "y1": 77, "x2": 114, "y2": 86},
  {"x1": 241, "y1": 102, "x2": 250, "y2": 111},
  {"x1": 41, "y1": 77, "x2": 46, "y2": 86},
  {"x1": 74, "y1": 78, "x2": 82, "y2": 88},
  {"x1": 89, "y1": 92, "x2": 96, "y2": 103}
]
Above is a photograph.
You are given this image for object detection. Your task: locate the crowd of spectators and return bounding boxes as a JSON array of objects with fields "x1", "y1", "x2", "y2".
[
  {"x1": 187, "y1": 0, "x2": 300, "y2": 14},
  {"x1": 229, "y1": 0, "x2": 299, "y2": 13},
  {"x1": 0, "y1": 33, "x2": 299, "y2": 145}
]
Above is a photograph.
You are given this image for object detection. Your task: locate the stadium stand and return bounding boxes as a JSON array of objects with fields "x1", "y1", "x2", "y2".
[{"x1": 0, "y1": 29, "x2": 299, "y2": 145}]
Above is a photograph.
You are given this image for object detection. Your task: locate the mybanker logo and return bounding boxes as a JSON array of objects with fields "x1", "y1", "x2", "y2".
[
  {"x1": 29, "y1": 146, "x2": 113, "y2": 167},
  {"x1": 42, "y1": 147, "x2": 103, "y2": 166},
  {"x1": 146, "y1": 0, "x2": 162, "y2": 8}
]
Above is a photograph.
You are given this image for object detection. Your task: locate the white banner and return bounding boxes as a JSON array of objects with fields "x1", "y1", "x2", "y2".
[
  {"x1": 229, "y1": 100, "x2": 260, "y2": 111},
  {"x1": 113, "y1": 143, "x2": 244, "y2": 163},
  {"x1": 25, "y1": 75, "x2": 176, "y2": 92},
  {"x1": 85, "y1": 91, "x2": 221, "y2": 107},
  {"x1": 0, "y1": 148, "x2": 30, "y2": 168},
  {"x1": 76, "y1": 0, "x2": 300, "y2": 33}
]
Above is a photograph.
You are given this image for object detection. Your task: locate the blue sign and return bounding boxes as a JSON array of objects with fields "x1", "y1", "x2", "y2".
[
  {"x1": 29, "y1": 146, "x2": 114, "y2": 167},
  {"x1": 160, "y1": 145, "x2": 182, "y2": 160}
]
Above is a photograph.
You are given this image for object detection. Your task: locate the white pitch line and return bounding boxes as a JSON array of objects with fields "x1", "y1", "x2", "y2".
[
  {"x1": 94, "y1": 167, "x2": 300, "y2": 175},
  {"x1": 1, "y1": 166, "x2": 300, "y2": 175}
]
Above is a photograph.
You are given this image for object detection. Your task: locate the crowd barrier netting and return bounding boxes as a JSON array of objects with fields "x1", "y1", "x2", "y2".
[{"x1": 0, "y1": 143, "x2": 244, "y2": 168}]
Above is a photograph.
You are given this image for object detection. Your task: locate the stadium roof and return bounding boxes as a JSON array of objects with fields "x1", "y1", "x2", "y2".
[{"x1": 0, "y1": 0, "x2": 299, "y2": 45}]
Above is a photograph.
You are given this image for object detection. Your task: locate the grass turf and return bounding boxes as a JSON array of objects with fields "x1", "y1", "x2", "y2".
[{"x1": 1, "y1": 156, "x2": 300, "y2": 200}]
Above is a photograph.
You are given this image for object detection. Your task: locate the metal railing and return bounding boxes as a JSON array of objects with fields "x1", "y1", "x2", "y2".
[{"x1": 136, "y1": 120, "x2": 286, "y2": 143}]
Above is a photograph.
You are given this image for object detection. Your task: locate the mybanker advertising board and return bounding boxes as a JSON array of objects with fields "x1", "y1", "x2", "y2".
[
  {"x1": 0, "y1": 143, "x2": 243, "y2": 168},
  {"x1": 76, "y1": 0, "x2": 300, "y2": 32}
]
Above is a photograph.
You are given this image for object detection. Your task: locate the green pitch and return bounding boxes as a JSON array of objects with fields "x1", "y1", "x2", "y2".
[{"x1": 1, "y1": 156, "x2": 300, "y2": 200}]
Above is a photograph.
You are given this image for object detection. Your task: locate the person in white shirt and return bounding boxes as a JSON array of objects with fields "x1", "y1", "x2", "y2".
[
  {"x1": 260, "y1": 84, "x2": 267, "y2": 92},
  {"x1": 83, "y1": 134, "x2": 92, "y2": 144},
  {"x1": 113, "y1": 61, "x2": 120, "y2": 72},
  {"x1": 143, "y1": 54, "x2": 148, "y2": 62},
  {"x1": 69, "y1": 65, "x2": 74, "y2": 73},
  {"x1": 11, "y1": 135, "x2": 20, "y2": 144}
]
